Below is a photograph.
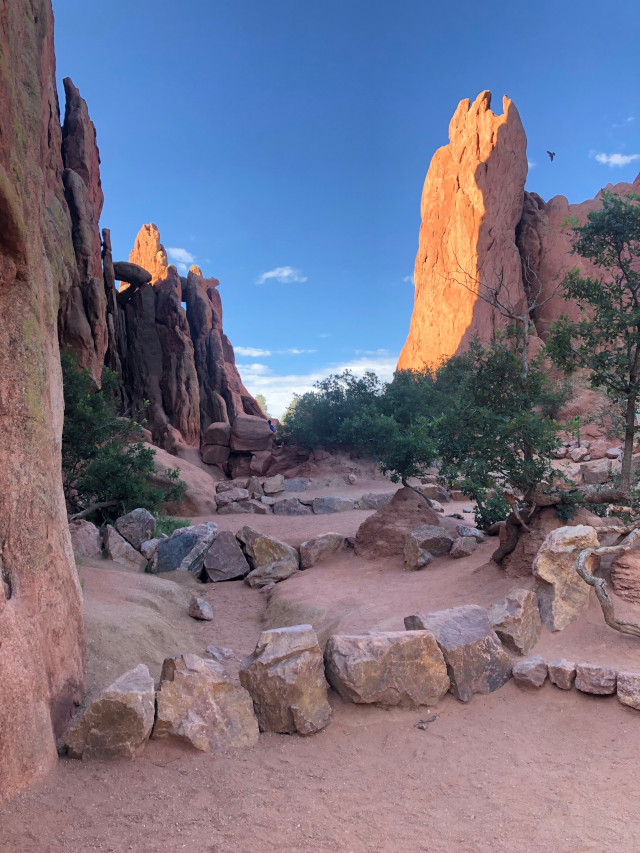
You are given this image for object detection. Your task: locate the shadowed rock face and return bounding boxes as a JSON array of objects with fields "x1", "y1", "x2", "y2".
[
  {"x1": 58, "y1": 77, "x2": 108, "y2": 381},
  {"x1": 0, "y1": 0, "x2": 84, "y2": 801},
  {"x1": 398, "y1": 89, "x2": 640, "y2": 371},
  {"x1": 398, "y1": 91, "x2": 528, "y2": 371}
]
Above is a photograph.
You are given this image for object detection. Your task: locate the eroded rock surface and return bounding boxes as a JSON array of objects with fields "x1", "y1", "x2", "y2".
[
  {"x1": 0, "y1": 0, "x2": 84, "y2": 799},
  {"x1": 325, "y1": 631, "x2": 450, "y2": 708},
  {"x1": 405, "y1": 605, "x2": 512, "y2": 702},
  {"x1": 153, "y1": 654, "x2": 259, "y2": 752},
  {"x1": 533, "y1": 525, "x2": 598, "y2": 632},
  {"x1": 488, "y1": 589, "x2": 542, "y2": 655},
  {"x1": 239, "y1": 626, "x2": 331, "y2": 734},
  {"x1": 355, "y1": 488, "x2": 440, "y2": 559},
  {"x1": 236, "y1": 526, "x2": 299, "y2": 588},
  {"x1": 64, "y1": 665, "x2": 155, "y2": 760}
]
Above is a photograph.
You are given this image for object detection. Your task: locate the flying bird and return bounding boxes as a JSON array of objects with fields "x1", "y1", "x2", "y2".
[{"x1": 547, "y1": 151, "x2": 556, "y2": 162}]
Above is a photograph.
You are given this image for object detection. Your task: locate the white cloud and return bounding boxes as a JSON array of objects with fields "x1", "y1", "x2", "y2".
[
  {"x1": 403, "y1": 274, "x2": 415, "y2": 285},
  {"x1": 594, "y1": 152, "x2": 640, "y2": 167},
  {"x1": 527, "y1": 160, "x2": 536, "y2": 170},
  {"x1": 236, "y1": 363, "x2": 271, "y2": 376},
  {"x1": 612, "y1": 116, "x2": 636, "y2": 129},
  {"x1": 167, "y1": 247, "x2": 196, "y2": 265},
  {"x1": 234, "y1": 346, "x2": 316, "y2": 357},
  {"x1": 235, "y1": 346, "x2": 272, "y2": 357},
  {"x1": 256, "y1": 266, "x2": 307, "y2": 285},
  {"x1": 176, "y1": 262, "x2": 188, "y2": 274},
  {"x1": 318, "y1": 333, "x2": 331, "y2": 338},
  {"x1": 237, "y1": 353, "x2": 399, "y2": 419}
]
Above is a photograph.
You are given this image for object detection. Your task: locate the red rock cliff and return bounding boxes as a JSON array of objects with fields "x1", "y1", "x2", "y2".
[
  {"x1": 0, "y1": 0, "x2": 84, "y2": 801},
  {"x1": 398, "y1": 91, "x2": 528, "y2": 371}
]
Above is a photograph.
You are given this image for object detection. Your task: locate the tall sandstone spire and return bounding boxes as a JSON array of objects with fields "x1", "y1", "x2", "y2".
[{"x1": 398, "y1": 91, "x2": 528, "y2": 370}]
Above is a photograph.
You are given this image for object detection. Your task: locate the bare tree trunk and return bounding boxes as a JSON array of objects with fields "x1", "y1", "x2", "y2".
[{"x1": 621, "y1": 392, "x2": 637, "y2": 496}]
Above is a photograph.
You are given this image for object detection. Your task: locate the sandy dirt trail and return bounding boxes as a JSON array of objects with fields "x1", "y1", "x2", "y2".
[{"x1": 2, "y1": 489, "x2": 640, "y2": 852}]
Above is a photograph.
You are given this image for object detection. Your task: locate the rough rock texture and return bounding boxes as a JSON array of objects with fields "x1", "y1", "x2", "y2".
[
  {"x1": 616, "y1": 671, "x2": 640, "y2": 711},
  {"x1": 153, "y1": 522, "x2": 217, "y2": 574},
  {"x1": 404, "y1": 605, "x2": 512, "y2": 702},
  {"x1": 450, "y1": 536, "x2": 478, "y2": 558},
  {"x1": 236, "y1": 526, "x2": 300, "y2": 588},
  {"x1": 325, "y1": 631, "x2": 450, "y2": 708},
  {"x1": 64, "y1": 664, "x2": 155, "y2": 760},
  {"x1": 512, "y1": 656, "x2": 548, "y2": 689},
  {"x1": 114, "y1": 508, "x2": 156, "y2": 551},
  {"x1": 488, "y1": 588, "x2": 542, "y2": 655},
  {"x1": 203, "y1": 530, "x2": 250, "y2": 582},
  {"x1": 263, "y1": 475, "x2": 286, "y2": 495},
  {"x1": 355, "y1": 488, "x2": 440, "y2": 559},
  {"x1": 404, "y1": 524, "x2": 455, "y2": 570},
  {"x1": 516, "y1": 174, "x2": 640, "y2": 340},
  {"x1": 57, "y1": 78, "x2": 108, "y2": 382},
  {"x1": 575, "y1": 663, "x2": 617, "y2": 695},
  {"x1": 359, "y1": 492, "x2": 394, "y2": 511},
  {"x1": 312, "y1": 496, "x2": 355, "y2": 514},
  {"x1": 533, "y1": 525, "x2": 599, "y2": 632},
  {"x1": 300, "y1": 533, "x2": 347, "y2": 569},
  {"x1": 0, "y1": 0, "x2": 85, "y2": 799},
  {"x1": 609, "y1": 551, "x2": 640, "y2": 604},
  {"x1": 398, "y1": 91, "x2": 528, "y2": 371},
  {"x1": 273, "y1": 497, "x2": 313, "y2": 516},
  {"x1": 153, "y1": 654, "x2": 259, "y2": 752},
  {"x1": 188, "y1": 596, "x2": 214, "y2": 621},
  {"x1": 103, "y1": 525, "x2": 148, "y2": 572},
  {"x1": 183, "y1": 266, "x2": 263, "y2": 434},
  {"x1": 149, "y1": 444, "x2": 218, "y2": 516},
  {"x1": 239, "y1": 625, "x2": 331, "y2": 735},
  {"x1": 69, "y1": 520, "x2": 102, "y2": 559},
  {"x1": 548, "y1": 658, "x2": 577, "y2": 690}
]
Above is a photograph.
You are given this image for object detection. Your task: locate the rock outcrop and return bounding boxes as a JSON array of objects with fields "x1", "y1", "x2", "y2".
[
  {"x1": 0, "y1": 0, "x2": 84, "y2": 800},
  {"x1": 398, "y1": 89, "x2": 640, "y2": 371},
  {"x1": 57, "y1": 78, "x2": 108, "y2": 382},
  {"x1": 398, "y1": 91, "x2": 528, "y2": 370}
]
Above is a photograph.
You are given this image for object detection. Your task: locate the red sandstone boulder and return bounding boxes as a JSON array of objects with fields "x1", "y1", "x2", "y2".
[
  {"x1": 230, "y1": 414, "x2": 274, "y2": 452},
  {"x1": 355, "y1": 487, "x2": 440, "y2": 559},
  {"x1": 610, "y1": 551, "x2": 640, "y2": 603}
]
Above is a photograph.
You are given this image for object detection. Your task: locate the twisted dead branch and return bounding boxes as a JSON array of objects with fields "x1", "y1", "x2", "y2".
[{"x1": 575, "y1": 525, "x2": 640, "y2": 638}]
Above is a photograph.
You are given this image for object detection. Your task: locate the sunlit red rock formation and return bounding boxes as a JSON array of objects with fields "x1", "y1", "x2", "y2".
[
  {"x1": 58, "y1": 77, "x2": 108, "y2": 381},
  {"x1": 0, "y1": 0, "x2": 84, "y2": 801},
  {"x1": 398, "y1": 91, "x2": 528, "y2": 371},
  {"x1": 517, "y1": 174, "x2": 640, "y2": 337},
  {"x1": 127, "y1": 223, "x2": 169, "y2": 285},
  {"x1": 399, "y1": 90, "x2": 640, "y2": 371}
]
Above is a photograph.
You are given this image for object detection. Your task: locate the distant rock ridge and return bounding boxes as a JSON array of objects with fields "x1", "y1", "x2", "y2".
[
  {"x1": 54, "y1": 83, "x2": 265, "y2": 450},
  {"x1": 398, "y1": 90, "x2": 640, "y2": 371}
]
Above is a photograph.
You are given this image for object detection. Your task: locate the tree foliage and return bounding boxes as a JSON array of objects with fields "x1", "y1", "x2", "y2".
[
  {"x1": 547, "y1": 191, "x2": 640, "y2": 494},
  {"x1": 61, "y1": 351, "x2": 184, "y2": 522}
]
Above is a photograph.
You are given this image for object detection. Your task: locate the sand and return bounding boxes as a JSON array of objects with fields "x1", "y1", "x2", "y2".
[{"x1": 2, "y1": 486, "x2": 640, "y2": 852}]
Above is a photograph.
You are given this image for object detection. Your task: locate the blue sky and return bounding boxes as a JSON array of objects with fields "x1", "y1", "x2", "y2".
[{"x1": 53, "y1": 0, "x2": 640, "y2": 416}]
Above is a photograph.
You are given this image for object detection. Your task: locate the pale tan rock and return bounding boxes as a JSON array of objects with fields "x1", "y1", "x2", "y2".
[
  {"x1": 580, "y1": 458, "x2": 612, "y2": 485},
  {"x1": 236, "y1": 526, "x2": 299, "y2": 588},
  {"x1": 263, "y1": 474, "x2": 286, "y2": 495},
  {"x1": 533, "y1": 525, "x2": 599, "y2": 631},
  {"x1": 616, "y1": 671, "x2": 640, "y2": 711},
  {"x1": 69, "y1": 520, "x2": 102, "y2": 559},
  {"x1": 153, "y1": 654, "x2": 259, "y2": 752},
  {"x1": 188, "y1": 597, "x2": 213, "y2": 621},
  {"x1": 325, "y1": 631, "x2": 450, "y2": 708},
  {"x1": 239, "y1": 625, "x2": 331, "y2": 735},
  {"x1": 548, "y1": 658, "x2": 576, "y2": 690},
  {"x1": 421, "y1": 483, "x2": 450, "y2": 503},
  {"x1": 488, "y1": 589, "x2": 542, "y2": 655},
  {"x1": 103, "y1": 525, "x2": 148, "y2": 572},
  {"x1": 575, "y1": 663, "x2": 617, "y2": 695},
  {"x1": 569, "y1": 446, "x2": 590, "y2": 463},
  {"x1": 215, "y1": 487, "x2": 249, "y2": 506},
  {"x1": 65, "y1": 665, "x2": 155, "y2": 760},
  {"x1": 404, "y1": 606, "x2": 512, "y2": 702},
  {"x1": 300, "y1": 533, "x2": 347, "y2": 569}
]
